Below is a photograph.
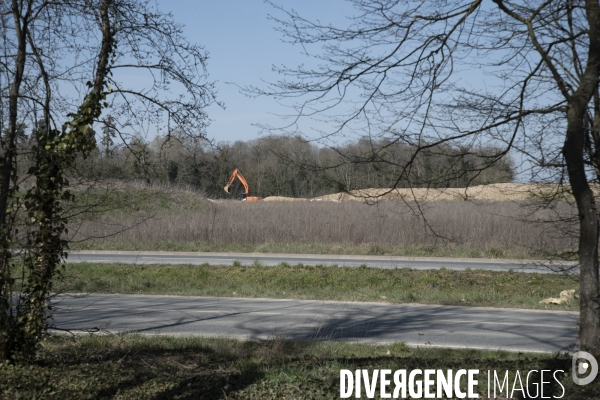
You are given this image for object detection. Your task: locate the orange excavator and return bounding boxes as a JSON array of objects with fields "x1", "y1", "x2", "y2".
[{"x1": 224, "y1": 168, "x2": 262, "y2": 201}]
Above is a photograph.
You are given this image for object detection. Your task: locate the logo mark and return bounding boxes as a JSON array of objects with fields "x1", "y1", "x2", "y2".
[{"x1": 572, "y1": 351, "x2": 598, "y2": 385}]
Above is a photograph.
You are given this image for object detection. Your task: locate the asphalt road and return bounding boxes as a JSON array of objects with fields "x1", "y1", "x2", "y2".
[
  {"x1": 67, "y1": 250, "x2": 575, "y2": 273},
  {"x1": 51, "y1": 294, "x2": 579, "y2": 353}
]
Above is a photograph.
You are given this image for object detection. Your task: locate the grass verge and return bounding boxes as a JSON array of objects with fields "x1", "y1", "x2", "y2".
[
  {"x1": 0, "y1": 334, "x2": 596, "y2": 399},
  {"x1": 57, "y1": 263, "x2": 579, "y2": 311}
]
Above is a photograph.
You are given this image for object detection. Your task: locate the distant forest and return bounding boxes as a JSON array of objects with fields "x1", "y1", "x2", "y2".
[{"x1": 73, "y1": 133, "x2": 514, "y2": 199}]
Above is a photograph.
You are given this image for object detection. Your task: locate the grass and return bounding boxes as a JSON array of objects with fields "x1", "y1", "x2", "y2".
[
  {"x1": 70, "y1": 181, "x2": 209, "y2": 213},
  {"x1": 56, "y1": 263, "x2": 580, "y2": 311},
  {"x1": 0, "y1": 334, "x2": 596, "y2": 399},
  {"x1": 71, "y1": 198, "x2": 579, "y2": 260}
]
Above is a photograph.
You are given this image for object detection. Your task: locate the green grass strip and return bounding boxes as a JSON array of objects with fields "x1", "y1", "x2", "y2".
[{"x1": 57, "y1": 263, "x2": 579, "y2": 311}]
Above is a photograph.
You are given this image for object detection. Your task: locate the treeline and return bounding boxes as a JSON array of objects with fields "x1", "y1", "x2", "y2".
[{"x1": 76, "y1": 134, "x2": 514, "y2": 198}]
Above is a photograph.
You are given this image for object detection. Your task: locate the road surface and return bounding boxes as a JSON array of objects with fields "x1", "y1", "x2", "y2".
[
  {"x1": 67, "y1": 250, "x2": 575, "y2": 273},
  {"x1": 51, "y1": 294, "x2": 578, "y2": 353}
]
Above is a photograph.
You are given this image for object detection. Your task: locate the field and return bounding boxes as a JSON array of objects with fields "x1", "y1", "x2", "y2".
[{"x1": 72, "y1": 186, "x2": 576, "y2": 259}]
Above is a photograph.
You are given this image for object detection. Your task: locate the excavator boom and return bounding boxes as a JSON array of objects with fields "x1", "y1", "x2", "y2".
[
  {"x1": 224, "y1": 168, "x2": 249, "y2": 194},
  {"x1": 224, "y1": 168, "x2": 262, "y2": 201}
]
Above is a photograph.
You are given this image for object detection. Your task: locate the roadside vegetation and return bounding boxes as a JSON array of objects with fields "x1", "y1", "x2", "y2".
[
  {"x1": 0, "y1": 334, "x2": 595, "y2": 399},
  {"x1": 72, "y1": 194, "x2": 576, "y2": 260},
  {"x1": 57, "y1": 263, "x2": 579, "y2": 311}
]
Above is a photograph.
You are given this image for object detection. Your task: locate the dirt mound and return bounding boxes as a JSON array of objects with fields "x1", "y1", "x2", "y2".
[
  {"x1": 262, "y1": 196, "x2": 308, "y2": 202},
  {"x1": 252, "y1": 183, "x2": 595, "y2": 202},
  {"x1": 312, "y1": 183, "x2": 567, "y2": 202}
]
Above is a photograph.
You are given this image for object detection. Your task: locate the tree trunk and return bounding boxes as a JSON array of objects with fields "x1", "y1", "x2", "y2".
[
  {"x1": 564, "y1": 105, "x2": 600, "y2": 355},
  {"x1": 562, "y1": 0, "x2": 600, "y2": 356},
  {"x1": 0, "y1": 0, "x2": 31, "y2": 361}
]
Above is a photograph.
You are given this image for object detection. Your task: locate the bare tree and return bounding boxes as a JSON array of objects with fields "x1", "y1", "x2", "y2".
[
  {"x1": 256, "y1": 0, "x2": 600, "y2": 354},
  {"x1": 0, "y1": 0, "x2": 216, "y2": 361}
]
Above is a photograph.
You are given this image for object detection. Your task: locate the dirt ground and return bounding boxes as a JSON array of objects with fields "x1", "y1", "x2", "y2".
[
  {"x1": 262, "y1": 183, "x2": 580, "y2": 202},
  {"x1": 262, "y1": 196, "x2": 309, "y2": 202}
]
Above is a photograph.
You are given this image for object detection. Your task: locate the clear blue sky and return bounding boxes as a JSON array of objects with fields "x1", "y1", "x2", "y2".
[
  {"x1": 160, "y1": 0, "x2": 355, "y2": 144},
  {"x1": 150, "y1": 1, "x2": 536, "y2": 180}
]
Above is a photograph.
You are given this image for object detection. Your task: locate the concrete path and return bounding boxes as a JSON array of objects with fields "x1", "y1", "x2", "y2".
[{"x1": 67, "y1": 250, "x2": 575, "y2": 273}]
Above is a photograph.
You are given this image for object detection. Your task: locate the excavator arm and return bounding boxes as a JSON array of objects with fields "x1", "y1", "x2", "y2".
[
  {"x1": 224, "y1": 168, "x2": 262, "y2": 201},
  {"x1": 224, "y1": 168, "x2": 249, "y2": 194}
]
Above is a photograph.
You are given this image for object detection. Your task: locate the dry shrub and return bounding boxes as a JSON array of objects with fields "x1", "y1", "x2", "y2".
[{"x1": 75, "y1": 199, "x2": 576, "y2": 255}]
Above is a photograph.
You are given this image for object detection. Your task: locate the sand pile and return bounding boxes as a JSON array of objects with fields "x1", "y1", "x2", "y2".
[
  {"x1": 312, "y1": 183, "x2": 569, "y2": 202},
  {"x1": 262, "y1": 196, "x2": 308, "y2": 202},
  {"x1": 259, "y1": 183, "x2": 598, "y2": 202}
]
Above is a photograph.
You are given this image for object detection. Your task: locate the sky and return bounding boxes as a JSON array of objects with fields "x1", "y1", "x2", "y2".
[
  {"x1": 159, "y1": 0, "x2": 355, "y2": 144},
  {"x1": 154, "y1": 1, "x2": 541, "y2": 181}
]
